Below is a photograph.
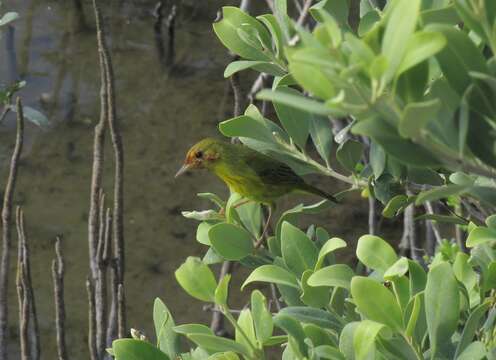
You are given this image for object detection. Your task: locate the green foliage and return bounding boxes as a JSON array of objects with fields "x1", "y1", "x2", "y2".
[{"x1": 112, "y1": 0, "x2": 496, "y2": 359}]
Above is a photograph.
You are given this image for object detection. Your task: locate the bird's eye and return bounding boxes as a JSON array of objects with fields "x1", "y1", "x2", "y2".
[{"x1": 195, "y1": 151, "x2": 203, "y2": 159}]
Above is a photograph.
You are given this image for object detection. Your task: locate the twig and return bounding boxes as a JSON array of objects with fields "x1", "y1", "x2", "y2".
[
  {"x1": 296, "y1": 0, "x2": 313, "y2": 27},
  {"x1": 424, "y1": 201, "x2": 443, "y2": 247},
  {"x1": 400, "y1": 190, "x2": 422, "y2": 262},
  {"x1": 270, "y1": 284, "x2": 281, "y2": 311},
  {"x1": 95, "y1": 194, "x2": 108, "y2": 358},
  {"x1": 368, "y1": 196, "x2": 376, "y2": 235},
  {"x1": 16, "y1": 208, "x2": 40, "y2": 360},
  {"x1": 0, "y1": 97, "x2": 24, "y2": 360},
  {"x1": 106, "y1": 260, "x2": 118, "y2": 346},
  {"x1": 117, "y1": 284, "x2": 126, "y2": 339},
  {"x1": 230, "y1": 73, "x2": 242, "y2": 118},
  {"x1": 52, "y1": 236, "x2": 68, "y2": 360},
  {"x1": 87, "y1": 278, "x2": 98, "y2": 360},
  {"x1": 89, "y1": 0, "x2": 108, "y2": 282},
  {"x1": 0, "y1": 107, "x2": 10, "y2": 124},
  {"x1": 210, "y1": 261, "x2": 233, "y2": 336}
]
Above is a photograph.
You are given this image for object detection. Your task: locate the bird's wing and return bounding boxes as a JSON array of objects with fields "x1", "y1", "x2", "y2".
[{"x1": 243, "y1": 151, "x2": 304, "y2": 186}]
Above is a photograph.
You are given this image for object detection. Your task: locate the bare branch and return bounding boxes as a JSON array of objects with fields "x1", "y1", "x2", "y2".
[
  {"x1": 424, "y1": 201, "x2": 442, "y2": 247},
  {"x1": 87, "y1": 278, "x2": 98, "y2": 360},
  {"x1": 210, "y1": 261, "x2": 233, "y2": 336},
  {"x1": 0, "y1": 97, "x2": 24, "y2": 360},
  {"x1": 52, "y1": 236, "x2": 68, "y2": 360}
]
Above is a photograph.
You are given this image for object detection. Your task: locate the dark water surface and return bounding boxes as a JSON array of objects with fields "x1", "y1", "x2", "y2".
[{"x1": 0, "y1": 1, "x2": 376, "y2": 358}]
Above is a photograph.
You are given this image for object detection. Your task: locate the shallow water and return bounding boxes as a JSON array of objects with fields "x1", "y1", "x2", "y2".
[{"x1": 0, "y1": 1, "x2": 380, "y2": 358}]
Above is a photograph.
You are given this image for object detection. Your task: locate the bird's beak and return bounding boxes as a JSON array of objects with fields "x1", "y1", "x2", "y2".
[{"x1": 175, "y1": 163, "x2": 191, "y2": 178}]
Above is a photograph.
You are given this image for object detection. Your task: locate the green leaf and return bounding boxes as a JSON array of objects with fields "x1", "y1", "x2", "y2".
[
  {"x1": 256, "y1": 14, "x2": 284, "y2": 59},
  {"x1": 278, "y1": 306, "x2": 343, "y2": 332},
  {"x1": 309, "y1": 116, "x2": 333, "y2": 166},
  {"x1": 289, "y1": 63, "x2": 335, "y2": 101},
  {"x1": 358, "y1": 10, "x2": 381, "y2": 36},
  {"x1": 339, "y1": 322, "x2": 359, "y2": 360},
  {"x1": 384, "y1": 257, "x2": 409, "y2": 280},
  {"x1": 224, "y1": 61, "x2": 285, "y2": 77},
  {"x1": 203, "y1": 247, "x2": 224, "y2": 265},
  {"x1": 219, "y1": 114, "x2": 274, "y2": 143},
  {"x1": 454, "y1": 301, "x2": 490, "y2": 358},
  {"x1": 112, "y1": 339, "x2": 170, "y2": 360},
  {"x1": 300, "y1": 269, "x2": 331, "y2": 308},
  {"x1": 242, "y1": 265, "x2": 299, "y2": 289},
  {"x1": 466, "y1": 226, "x2": 496, "y2": 247},
  {"x1": 196, "y1": 222, "x2": 217, "y2": 246},
  {"x1": 420, "y1": 5, "x2": 461, "y2": 25},
  {"x1": 425, "y1": 262, "x2": 460, "y2": 358},
  {"x1": 214, "y1": 274, "x2": 231, "y2": 306},
  {"x1": 356, "y1": 235, "x2": 397, "y2": 273},
  {"x1": 352, "y1": 117, "x2": 440, "y2": 167},
  {"x1": 207, "y1": 352, "x2": 240, "y2": 360},
  {"x1": 456, "y1": 341, "x2": 487, "y2": 360},
  {"x1": 399, "y1": 99, "x2": 441, "y2": 138},
  {"x1": 235, "y1": 309, "x2": 256, "y2": 353},
  {"x1": 370, "y1": 141, "x2": 386, "y2": 179},
  {"x1": 153, "y1": 299, "x2": 180, "y2": 358},
  {"x1": 310, "y1": 0, "x2": 350, "y2": 26},
  {"x1": 353, "y1": 320, "x2": 391, "y2": 360},
  {"x1": 337, "y1": 140, "x2": 364, "y2": 172},
  {"x1": 351, "y1": 277, "x2": 404, "y2": 333},
  {"x1": 382, "y1": 0, "x2": 421, "y2": 81},
  {"x1": 415, "y1": 184, "x2": 469, "y2": 205},
  {"x1": 281, "y1": 221, "x2": 319, "y2": 277},
  {"x1": 257, "y1": 89, "x2": 341, "y2": 116},
  {"x1": 0, "y1": 12, "x2": 19, "y2": 26},
  {"x1": 175, "y1": 257, "x2": 217, "y2": 302},
  {"x1": 213, "y1": 7, "x2": 272, "y2": 61},
  {"x1": 173, "y1": 324, "x2": 213, "y2": 336},
  {"x1": 272, "y1": 87, "x2": 311, "y2": 150},
  {"x1": 397, "y1": 31, "x2": 446, "y2": 76},
  {"x1": 187, "y1": 334, "x2": 250, "y2": 357},
  {"x1": 382, "y1": 195, "x2": 412, "y2": 218},
  {"x1": 251, "y1": 290, "x2": 273, "y2": 344},
  {"x1": 426, "y1": 24, "x2": 489, "y2": 96},
  {"x1": 313, "y1": 345, "x2": 346, "y2": 360},
  {"x1": 405, "y1": 293, "x2": 422, "y2": 339},
  {"x1": 208, "y1": 223, "x2": 253, "y2": 261},
  {"x1": 315, "y1": 237, "x2": 347, "y2": 270},
  {"x1": 485, "y1": 214, "x2": 496, "y2": 229},
  {"x1": 308, "y1": 264, "x2": 354, "y2": 290},
  {"x1": 274, "y1": 314, "x2": 308, "y2": 357}
]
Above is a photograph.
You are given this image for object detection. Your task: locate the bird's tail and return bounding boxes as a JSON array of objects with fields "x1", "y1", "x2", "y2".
[{"x1": 299, "y1": 183, "x2": 340, "y2": 204}]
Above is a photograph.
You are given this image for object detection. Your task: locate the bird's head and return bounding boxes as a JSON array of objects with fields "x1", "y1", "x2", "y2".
[{"x1": 175, "y1": 138, "x2": 223, "y2": 178}]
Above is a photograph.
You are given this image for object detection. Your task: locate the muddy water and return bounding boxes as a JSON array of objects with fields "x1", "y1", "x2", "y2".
[{"x1": 0, "y1": 1, "x2": 376, "y2": 358}]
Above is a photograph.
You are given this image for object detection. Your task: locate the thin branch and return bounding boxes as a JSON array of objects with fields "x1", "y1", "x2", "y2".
[
  {"x1": 52, "y1": 236, "x2": 68, "y2": 360},
  {"x1": 94, "y1": 0, "x2": 126, "y2": 318},
  {"x1": 296, "y1": 0, "x2": 313, "y2": 27},
  {"x1": 424, "y1": 201, "x2": 442, "y2": 247},
  {"x1": 117, "y1": 283, "x2": 126, "y2": 339},
  {"x1": 89, "y1": 0, "x2": 108, "y2": 282},
  {"x1": 0, "y1": 97, "x2": 24, "y2": 360},
  {"x1": 18, "y1": 208, "x2": 40, "y2": 360},
  {"x1": 368, "y1": 196, "x2": 376, "y2": 235},
  {"x1": 87, "y1": 278, "x2": 98, "y2": 360},
  {"x1": 210, "y1": 261, "x2": 233, "y2": 336},
  {"x1": 95, "y1": 193, "x2": 108, "y2": 358},
  {"x1": 0, "y1": 106, "x2": 10, "y2": 124},
  {"x1": 230, "y1": 73, "x2": 242, "y2": 118}
]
